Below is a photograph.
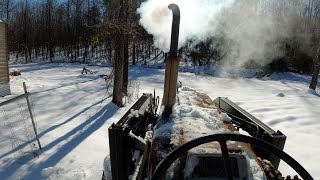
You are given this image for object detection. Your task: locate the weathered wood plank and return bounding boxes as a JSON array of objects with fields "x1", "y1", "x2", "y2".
[
  {"x1": 0, "y1": 22, "x2": 9, "y2": 95},
  {"x1": 0, "y1": 71, "x2": 9, "y2": 75},
  {"x1": 0, "y1": 77, "x2": 9, "y2": 82},
  {"x1": 0, "y1": 60, "x2": 8, "y2": 64},
  {"x1": 0, "y1": 52, "x2": 7, "y2": 57},
  {"x1": 0, "y1": 64, "x2": 8, "y2": 68},
  {"x1": 0, "y1": 63, "x2": 7, "y2": 66}
]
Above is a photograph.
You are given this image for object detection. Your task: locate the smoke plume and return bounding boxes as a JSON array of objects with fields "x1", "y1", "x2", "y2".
[
  {"x1": 138, "y1": 0, "x2": 235, "y2": 52},
  {"x1": 138, "y1": 0, "x2": 300, "y2": 70},
  {"x1": 214, "y1": 0, "x2": 294, "y2": 69}
]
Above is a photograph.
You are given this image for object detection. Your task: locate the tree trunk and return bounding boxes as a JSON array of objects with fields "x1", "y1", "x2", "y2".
[
  {"x1": 6, "y1": 0, "x2": 10, "y2": 21},
  {"x1": 112, "y1": 30, "x2": 125, "y2": 107},
  {"x1": 35, "y1": 48, "x2": 38, "y2": 59},
  {"x1": 148, "y1": 39, "x2": 151, "y2": 59},
  {"x1": 309, "y1": 61, "x2": 320, "y2": 90},
  {"x1": 309, "y1": 47, "x2": 320, "y2": 90},
  {"x1": 112, "y1": 0, "x2": 128, "y2": 107},
  {"x1": 49, "y1": 44, "x2": 54, "y2": 62},
  {"x1": 132, "y1": 43, "x2": 136, "y2": 65},
  {"x1": 25, "y1": 49, "x2": 28, "y2": 63},
  {"x1": 123, "y1": 40, "x2": 128, "y2": 96},
  {"x1": 28, "y1": 49, "x2": 32, "y2": 61},
  {"x1": 108, "y1": 42, "x2": 112, "y2": 62},
  {"x1": 136, "y1": 43, "x2": 139, "y2": 62},
  {"x1": 122, "y1": 0, "x2": 129, "y2": 96}
]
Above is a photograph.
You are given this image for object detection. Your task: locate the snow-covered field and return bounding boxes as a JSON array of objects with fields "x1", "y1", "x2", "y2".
[{"x1": 0, "y1": 63, "x2": 319, "y2": 179}]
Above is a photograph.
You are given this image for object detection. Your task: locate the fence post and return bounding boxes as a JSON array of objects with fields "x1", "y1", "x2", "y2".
[{"x1": 23, "y1": 82, "x2": 42, "y2": 149}]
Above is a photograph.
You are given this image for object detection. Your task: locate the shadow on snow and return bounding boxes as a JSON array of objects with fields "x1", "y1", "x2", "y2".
[{"x1": 0, "y1": 100, "x2": 117, "y2": 179}]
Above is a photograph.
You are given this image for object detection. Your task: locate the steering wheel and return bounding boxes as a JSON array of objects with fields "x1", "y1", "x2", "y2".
[{"x1": 151, "y1": 133, "x2": 313, "y2": 180}]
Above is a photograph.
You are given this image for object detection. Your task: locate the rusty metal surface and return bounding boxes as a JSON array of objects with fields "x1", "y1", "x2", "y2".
[{"x1": 162, "y1": 4, "x2": 181, "y2": 117}]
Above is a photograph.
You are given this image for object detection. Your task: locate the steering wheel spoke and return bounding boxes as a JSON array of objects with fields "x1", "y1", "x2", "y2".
[{"x1": 219, "y1": 140, "x2": 233, "y2": 180}]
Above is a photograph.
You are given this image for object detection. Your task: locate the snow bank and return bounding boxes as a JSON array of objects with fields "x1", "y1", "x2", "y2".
[{"x1": 1, "y1": 63, "x2": 318, "y2": 179}]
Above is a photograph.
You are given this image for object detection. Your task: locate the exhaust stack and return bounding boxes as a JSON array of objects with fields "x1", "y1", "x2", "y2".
[{"x1": 162, "y1": 4, "x2": 180, "y2": 117}]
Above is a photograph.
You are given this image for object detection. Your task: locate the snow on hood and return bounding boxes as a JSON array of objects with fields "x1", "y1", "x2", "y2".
[
  {"x1": 155, "y1": 86, "x2": 234, "y2": 152},
  {"x1": 154, "y1": 86, "x2": 265, "y2": 179}
]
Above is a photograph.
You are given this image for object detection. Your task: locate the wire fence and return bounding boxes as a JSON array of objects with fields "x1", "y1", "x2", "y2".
[{"x1": 0, "y1": 93, "x2": 39, "y2": 162}]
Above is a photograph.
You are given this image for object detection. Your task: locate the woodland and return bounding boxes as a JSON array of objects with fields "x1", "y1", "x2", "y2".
[{"x1": 1, "y1": 0, "x2": 320, "y2": 106}]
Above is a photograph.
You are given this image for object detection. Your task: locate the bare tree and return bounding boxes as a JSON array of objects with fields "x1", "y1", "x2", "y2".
[
  {"x1": 309, "y1": 45, "x2": 320, "y2": 90},
  {"x1": 105, "y1": 0, "x2": 129, "y2": 107},
  {"x1": 0, "y1": 0, "x2": 11, "y2": 21}
]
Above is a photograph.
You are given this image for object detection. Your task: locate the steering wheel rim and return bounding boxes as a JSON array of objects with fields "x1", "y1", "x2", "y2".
[{"x1": 151, "y1": 133, "x2": 313, "y2": 180}]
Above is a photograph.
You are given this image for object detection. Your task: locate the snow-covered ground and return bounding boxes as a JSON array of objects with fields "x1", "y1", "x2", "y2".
[{"x1": 0, "y1": 63, "x2": 319, "y2": 179}]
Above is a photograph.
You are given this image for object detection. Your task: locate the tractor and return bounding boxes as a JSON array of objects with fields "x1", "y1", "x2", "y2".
[{"x1": 103, "y1": 4, "x2": 314, "y2": 180}]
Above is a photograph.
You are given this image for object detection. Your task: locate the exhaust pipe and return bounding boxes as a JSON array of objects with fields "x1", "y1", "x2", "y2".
[
  {"x1": 168, "y1": 4, "x2": 180, "y2": 58},
  {"x1": 162, "y1": 4, "x2": 180, "y2": 117}
]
